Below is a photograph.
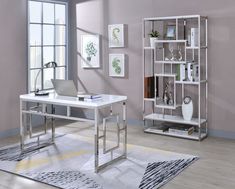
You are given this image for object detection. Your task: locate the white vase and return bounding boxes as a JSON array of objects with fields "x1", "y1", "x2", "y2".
[
  {"x1": 150, "y1": 37, "x2": 158, "y2": 48},
  {"x1": 182, "y1": 100, "x2": 193, "y2": 121}
]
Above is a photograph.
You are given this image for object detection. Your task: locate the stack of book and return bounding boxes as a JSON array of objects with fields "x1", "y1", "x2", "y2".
[
  {"x1": 77, "y1": 93, "x2": 102, "y2": 102},
  {"x1": 168, "y1": 125, "x2": 194, "y2": 135}
]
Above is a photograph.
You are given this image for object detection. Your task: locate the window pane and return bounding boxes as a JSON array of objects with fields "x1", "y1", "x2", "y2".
[
  {"x1": 43, "y1": 68, "x2": 54, "y2": 89},
  {"x1": 29, "y1": 1, "x2": 42, "y2": 23},
  {"x1": 43, "y1": 47, "x2": 54, "y2": 64},
  {"x1": 43, "y1": 25, "x2": 54, "y2": 45},
  {"x1": 56, "y1": 67, "x2": 66, "y2": 79},
  {"x1": 55, "y1": 4, "x2": 65, "y2": 24},
  {"x1": 56, "y1": 25, "x2": 65, "y2": 45},
  {"x1": 43, "y1": 3, "x2": 54, "y2": 24},
  {"x1": 30, "y1": 24, "x2": 41, "y2": 46},
  {"x1": 30, "y1": 69, "x2": 42, "y2": 92},
  {"x1": 30, "y1": 47, "x2": 41, "y2": 68},
  {"x1": 56, "y1": 46, "x2": 65, "y2": 66}
]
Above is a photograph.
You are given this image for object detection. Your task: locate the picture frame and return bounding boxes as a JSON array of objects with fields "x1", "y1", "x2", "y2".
[
  {"x1": 166, "y1": 24, "x2": 176, "y2": 39},
  {"x1": 108, "y1": 24, "x2": 125, "y2": 48},
  {"x1": 109, "y1": 54, "x2": 125, "y2": 77},
  {"x1": 81, "y1": 34, "x2": 100, "y2": 68}
]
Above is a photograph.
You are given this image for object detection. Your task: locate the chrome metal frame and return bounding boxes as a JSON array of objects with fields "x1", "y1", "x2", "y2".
[
  {"x1": 142, "y1": 15, "x2": 208, "y2": 141},
  {"x1": 20, "y1": 99, "x2": 127, "y2": 173}
]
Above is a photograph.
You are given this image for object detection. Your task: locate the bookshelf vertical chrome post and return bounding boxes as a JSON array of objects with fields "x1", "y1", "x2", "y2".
[{"x1": 142, "y1": 15, "x2": 208, "y2": 141}]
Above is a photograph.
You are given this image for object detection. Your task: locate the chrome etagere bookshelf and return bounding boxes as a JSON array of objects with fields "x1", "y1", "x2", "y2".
[{"x1": 142, "y1": 15, "x2": 208, "y2": 141}]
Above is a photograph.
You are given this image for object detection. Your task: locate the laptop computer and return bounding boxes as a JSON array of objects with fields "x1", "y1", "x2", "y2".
[
  {"x1": 51, "y1": 79, "x2": 102, "y2": 100},
  {"x1": 51, "y1": 79, "x2": 78, "y2": 97}
]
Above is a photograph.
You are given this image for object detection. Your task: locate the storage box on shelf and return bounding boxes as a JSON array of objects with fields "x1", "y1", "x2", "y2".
[{"x1": 142, "y1": 15, "x2": 208, "y2": 141}]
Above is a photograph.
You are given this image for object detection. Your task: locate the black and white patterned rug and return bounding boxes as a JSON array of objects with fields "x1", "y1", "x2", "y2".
[
  {"x1": 139, "y1": 158, "x2": 198, "y2": 189},
  {"x1": 0, "y1": 134, "x2": 198, "y2": 189}
]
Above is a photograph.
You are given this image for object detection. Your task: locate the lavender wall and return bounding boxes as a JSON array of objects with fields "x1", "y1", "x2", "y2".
[
  {"x1": 0, "y1": 0, "x2": 27, "y2": 135},
  {"x1": 0, "y1": 0, "x2": 68, "y2": 137},
  {"x1": 70, "y1": 0, "x2": 235, "y2": 138},
  {"x1": 0, "y1": 0, "x2": 234, "y2": 138}
]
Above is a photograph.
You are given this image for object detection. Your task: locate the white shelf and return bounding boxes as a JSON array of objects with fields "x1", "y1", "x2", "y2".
[
  {"x1": 144, "y1": 98, "x2": 155, "y2": 102},
  {"x1": 155, "y1": 60, "x2": 187, "y2": 64},
  {"x1": 175, "y1": 80, "x2": 207, "y2": 85},
  {"x1": 143, "y1": 15, "x2": 204, "y2": 21},
  {"x1": 155, "y1": 73, "x2": 177, "y2": 77},
  {"x1": 144, "y1": 46, "x2": 154, "y2": 50},
  {"x1": 144, "y1": 127, "x2": 207, "y2": 140},
  {"x1": 186, "y1": 46, "x2": 207, "y2": 50},
  {"x1": 155, "y1": 40, "x2": 187, "y2": 43},
  {"x1": 144, "y1": 113, "x2": 207, "y2": 126}
]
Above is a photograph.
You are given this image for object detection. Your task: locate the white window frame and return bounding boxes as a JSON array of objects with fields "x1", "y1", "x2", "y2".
[{"x1": 27, "y1": 0, "x2": 68, "y2": 93}]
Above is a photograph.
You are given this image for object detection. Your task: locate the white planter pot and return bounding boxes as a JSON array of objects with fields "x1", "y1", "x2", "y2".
[
  {"x1": 150, "y1": 37, "x2": 158, "y2": 48},
  {"x1": 182, "y1": 100, "x2": 193, "y2": 121}
]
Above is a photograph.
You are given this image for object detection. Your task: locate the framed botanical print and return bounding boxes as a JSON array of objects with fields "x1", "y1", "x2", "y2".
[
  {"x1": 108, "y1": 24, "x2": 125, "y2": 48},
  {"x1": 166, "y1": 24, "x2": 176, "y2": 39},
  {"x1": 109, "y1": 54, "x2": 125, "y2": 77},
  {"x1": 81, "y1": 34, "x2": 100, "y2": 68}
]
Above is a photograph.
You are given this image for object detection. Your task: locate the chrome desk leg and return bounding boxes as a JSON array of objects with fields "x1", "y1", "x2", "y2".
[
  {"x1": 20, "y1": 99, "x2": 24, "y2": 150},
  {"x1": 51, "y1": 105, "x2": 55, "y2": 143},
  {"x1": 123, "y1": 101, "x2": 127, "y2": 158},
  {"x1": 94, "y1": 108, "x2": 99, "y2": 173}
]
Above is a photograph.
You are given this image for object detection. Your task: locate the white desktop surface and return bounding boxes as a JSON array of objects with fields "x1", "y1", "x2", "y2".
[{"x1": 20, "y1": 92, "x2": 127, "y2": 109}]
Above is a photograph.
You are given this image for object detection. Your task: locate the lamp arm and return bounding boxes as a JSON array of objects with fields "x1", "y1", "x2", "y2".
[{"x1": 34, "y1": 69, "x2": 41, "y2": 93}]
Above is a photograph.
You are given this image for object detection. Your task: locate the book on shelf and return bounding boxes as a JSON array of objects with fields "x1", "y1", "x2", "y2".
[
  {"x1": 148, "y1": 125, "x2": 169, "y2": 133},
  {"x1": 178, "y1": 63, "x2": 199, "y2": 82},
  {"x1": 180, "y1": 64, "x2": 186, "y2": 81},
  {"x1": 168, "y1": 125, "x2": 194, "y2": 135},
  {"x1": 144, "y1": 76, "x2": 156, "y2": 98},
  {"x1": 190, "y1": 28, "x2": 199, "y2": 47}
]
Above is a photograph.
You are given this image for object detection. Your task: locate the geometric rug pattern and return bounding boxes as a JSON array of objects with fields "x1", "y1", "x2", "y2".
[
  {"x1": 25, "y1": 171, "x2": 102, "y2": 189},
  {"x1": 139, "y1": 157, "x2": 198, "y2": 189},
  {"x1": 0, "y1": 133, "x2": 198, "y2": 189}
]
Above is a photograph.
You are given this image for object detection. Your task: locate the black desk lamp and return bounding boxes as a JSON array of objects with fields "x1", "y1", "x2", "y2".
[{"x1": 34, "y1": 61, "x2": 58, "y2": 96}]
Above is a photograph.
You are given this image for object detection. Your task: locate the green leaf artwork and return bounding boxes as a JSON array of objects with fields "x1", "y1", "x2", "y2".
[
  {"x1": 112, "y1": 28, "x2": 120, "y2": 44},
  {"x1": 85, "y1": 41, "x2": 97, "y2": 62},
  {"x1": 112, "y1": 57, "x2": 121, "y2": 74}
]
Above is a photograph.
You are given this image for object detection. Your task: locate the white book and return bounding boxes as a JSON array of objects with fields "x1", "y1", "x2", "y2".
[
  {"x1": 191, "y1": 28, "x2": 198, "y2": 47},
  {"x1": 187, "y1": 63, "x2": 193, "y2": 82},
  {"x1": 193, "y1": 64, "x2": 199, "y2": 82},
  {"x1": 180, "y1": 64, "x2": 186, "y2": 81}
]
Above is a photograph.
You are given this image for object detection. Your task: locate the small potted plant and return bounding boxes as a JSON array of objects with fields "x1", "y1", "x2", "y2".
[{"x1": 149, "y1": 30, "x2": 160, "y2": 48}]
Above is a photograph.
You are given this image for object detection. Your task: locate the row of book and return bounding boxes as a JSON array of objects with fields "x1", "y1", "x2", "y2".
[
  {"x1": 151, "y1": 124, "x2": 194, "y2": 136},
  {"x1": 177, "y1": 63, "x2": 199, "y2": 82}
]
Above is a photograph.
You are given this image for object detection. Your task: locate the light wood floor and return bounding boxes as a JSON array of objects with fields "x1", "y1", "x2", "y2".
[{"x1": 0, "y1": 121, "x2": 235, "y2": 189}]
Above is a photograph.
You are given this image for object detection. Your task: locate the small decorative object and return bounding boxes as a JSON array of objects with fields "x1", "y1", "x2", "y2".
[
  {"x1": 108, "y1": 24, "x2": 125, "y2": 48},
  {"x1": 148, "y1": 30, "x2": 160, "y2": 48},
  {"x1": 166, "y1": 24, "x2": 176, "y2": 39},
  {"x1": 178, "y1": 45, "x2": 183, "y2": 61},
  {"x1": 163, "y1": 81, "x2": 170, "y2": 105},
  {"x1": 81, "y1": 35, "x2": 100, "y2": 68},
  {"x1": 182, "y1": 96, "x2": 193, "y2": 121},
  {"x1": 168, "y1": 92, "x2": 174, "y2": 105},
  {"x1": 109, "y1": 54, "x2": 125, "y2": 77},
  {"x1": 163, "y1": 89, "x2": 168, "y2": 104},
  {"x1": 169, "y1": 43, "x2": 176, "y2": 61}
]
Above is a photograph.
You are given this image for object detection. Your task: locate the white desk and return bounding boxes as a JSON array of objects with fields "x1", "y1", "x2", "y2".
[{"x1": 20, "y1": 93, "x2": 127, "y2": 172}]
